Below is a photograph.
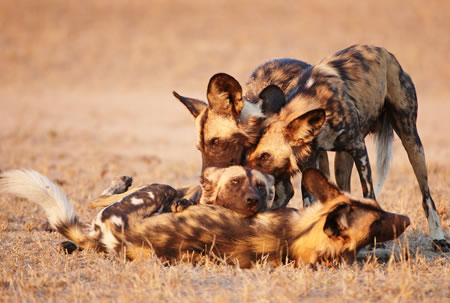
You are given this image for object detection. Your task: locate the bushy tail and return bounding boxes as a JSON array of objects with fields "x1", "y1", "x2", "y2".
[
  {"x1": 0, "y1": 169, "x2": 98, "y2": 249},
  {"x1": 374, "y1": 112, "x2": 393, "y2": 196}
]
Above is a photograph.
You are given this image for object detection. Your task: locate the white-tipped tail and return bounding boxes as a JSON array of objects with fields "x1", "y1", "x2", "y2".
[
  {"x1": 374, "y1": 114, "x2": 393, "y2": 196},
  {"x1": 0, "y1": 169, "x2": 76, "y2": 229}
]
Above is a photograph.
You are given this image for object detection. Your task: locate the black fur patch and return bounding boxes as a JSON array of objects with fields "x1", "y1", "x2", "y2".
[{"x1": 101, "y1": 184, "x2": 178, "y2": 228}]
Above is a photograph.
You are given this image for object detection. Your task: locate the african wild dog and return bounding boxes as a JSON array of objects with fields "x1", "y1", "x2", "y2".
[
  {"x1": 196, "y1": 166, "x2": 275, "y2": 216},
  {"x1": 88, "y1": 166, "x2": 276, "y2": 218},
  {"x1": 245, "y1": 59, "x2": 367, "y2": 205},
  {"x1": 0, "y1": 166, "x2": 275, "y2": 256},
  {"x1": 173, "y1": 60, "x2": 318, "y2": 207},
  {"x1": 242, "y1": 58, "x2": 311, "y2": 118},
  {"x1": 246, "y1": 44, "x2": 449, "y2": 251},
  {"x1": 172, "y1": 73, "x2": 263, "y2": 170},
  {"x1": 0, "y1": 168, "x2": 409, "y2": 267},
  {"x1": 52, "y1": 166, "x2": 275, "y2": 254}
]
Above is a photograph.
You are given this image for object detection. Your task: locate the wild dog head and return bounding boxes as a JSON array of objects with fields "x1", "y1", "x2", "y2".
[
  {"x1": 246, "y1": 85, "x2": 326, "y2": 181},
  {"x1": 293, "y1": 169, "x2": 410, "y2": 263},
  {"x1": 199, "y1": 166, "x2": 275, "y2": 217},
  {"x1": 173, "y1": 74, "x2": 264, "y2": 171}
]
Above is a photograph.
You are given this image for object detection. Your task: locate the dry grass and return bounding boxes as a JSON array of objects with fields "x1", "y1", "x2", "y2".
[{"x1": 0, "y1": 0, "x2": 449, "y2": 302}]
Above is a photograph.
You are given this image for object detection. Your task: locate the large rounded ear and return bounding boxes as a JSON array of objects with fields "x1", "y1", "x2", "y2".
[
  {"x1": 286, "y1": 109, "x2": 325, "y2": 145},
  {"x1": 302, "y1": 168, "x2": 341, "y2": 202},
  {"x1": 200, "y1": 167, "x2": 224, "y2": 191},
  {"x1": 323, "y1": 203, "x2": 351, "y2": 238},
  {"x1": 200, "y1": 167, "x2": 225, "y2": 204},
  {"x1": 259, "y1": 85, "x2": 286, "y2": 116},
  {"x1": 173, "y1": 91, "x2": 208, "y2": 118},
  {"x1": 207, "y1": 73, "x2": 244, "y2": 118}
]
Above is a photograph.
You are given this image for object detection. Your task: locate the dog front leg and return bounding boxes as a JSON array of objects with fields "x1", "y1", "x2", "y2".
[
  {"x1": 349, "y1": 143, "x2": 375, "y2": 199},
  {"x1": 300, "y1": 152, "x2": 320, "y2": 207}
]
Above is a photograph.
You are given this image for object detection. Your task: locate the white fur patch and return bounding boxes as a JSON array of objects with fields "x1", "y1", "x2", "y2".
[
  {"x1": 303, "y1": 196, "x2": 312, "y2": 208},
  {"x1": 374, "y1": 129, "x2": 393, "y2": 196},
  {"x1": 305, "y1": 77, "x2": 315, "y2": 89},
  {"x1": 110, "y1": 215, "x2": 123, "y2": 226},
  {"x1": 241, "y1": 100, "x2": 263, "y2": 122},
  {"x1": 131, "y1": 197, "x2": 144, "y2": 205},
  {"x1": 0, "y1": 169, "x2": 76, "y2": 230},
  {"x1": 102, "y1": 230, "x2": 119, "y2": 252},
  {"x1": 147, "y1": 192, "x2": 155, "y2": 200},
  {"x1": 91, "y1": 209, "x2": 105, "y2": 235},
  {"x1": 425, "y1": 197, "x2": 445, "y2": 240},
  {"x1": 94, "y1": 212, "x2": 120, "y2": 252}
]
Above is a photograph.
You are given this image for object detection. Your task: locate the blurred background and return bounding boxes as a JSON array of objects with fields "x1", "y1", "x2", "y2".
[
  {"x1": 0, "y1": 0, "x2": 449, "y2": 192},
  {"x1": 1, "y1": 0, "x2": 449, "y2": 99}
]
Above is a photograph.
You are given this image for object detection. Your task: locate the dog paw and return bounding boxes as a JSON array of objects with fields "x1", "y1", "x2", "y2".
[
  {"x1": 432, "y1": 239, "x2": 449, "y2": 253},
  {"x1": 101, "y1": 176, "x2": 133, "y2": 195},
  {"x1": 60, "y1": 241, "x2": 83, "y2": 254},
  {"x1": 171, "y1": 199, "x2": 195, "y2": 213}
]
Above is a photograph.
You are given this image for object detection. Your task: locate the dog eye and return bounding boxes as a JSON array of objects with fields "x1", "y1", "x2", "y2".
[
  {"x1": 256, "y1": 183, "x2": 266, "y2": 192},
  {"x1": 260, "y1": 152, "x2": 271, "y2": 161},
  {"x1": 231, "y1": 179, "x2": 240, "y2": 185},
  {"x1": 210, "y1": 137, "x2": 219, "y2": 147}
]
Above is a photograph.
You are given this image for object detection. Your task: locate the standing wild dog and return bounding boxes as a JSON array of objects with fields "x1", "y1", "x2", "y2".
[
  {"x1": 246, "y1": 44, "x2": 449, "y2": 251},
  {"x1": 173, "y1": 59, "x2": 312, "y2": 170},
  {"x1": 0, "y1": 168, "x2": 410, "y2": 267},
  {"x1": 242, "y1": 58, "x2": 311, "y2": 118},
  {"x1": 172, "y1": 73, "x2": 263, "y2": 170}
]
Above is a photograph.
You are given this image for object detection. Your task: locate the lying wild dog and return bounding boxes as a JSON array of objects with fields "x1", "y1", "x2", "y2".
[
  {"x1": 53, "y1": 166, "x2": 275, "y2": 254},
  {"x1": 89, "y1": 166, "x2": 275, "y2": 217},
  {"x1": 0, "y1": 166, "x2": 275, "y2": 256},
  {"x1": 0, "y1": 168, "x2": 410, "y2": 267},
  {"x1": 246, "y1": 44, "x2": 449, "y2": 251}
]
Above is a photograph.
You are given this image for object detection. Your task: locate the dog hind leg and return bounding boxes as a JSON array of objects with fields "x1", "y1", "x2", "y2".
[
  {"x1": 392, "y1": 120, "x2": 448, "y2": 251},
  {"x1": 317, "y1": 151, "x2": 330, "y2": 178},
  {"x1": 349, "y1": 141, "x2": 376, "y2": 200}
]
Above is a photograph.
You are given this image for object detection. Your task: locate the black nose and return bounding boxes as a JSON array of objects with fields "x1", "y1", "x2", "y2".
[{"x1": 247, "y1": 198, "x2": 259, "y2": 206}]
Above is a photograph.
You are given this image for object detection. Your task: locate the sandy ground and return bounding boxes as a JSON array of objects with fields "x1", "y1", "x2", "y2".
[{"x1": 0, "y1": 0, "x2": 449, "y2": 302}]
